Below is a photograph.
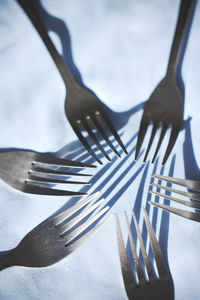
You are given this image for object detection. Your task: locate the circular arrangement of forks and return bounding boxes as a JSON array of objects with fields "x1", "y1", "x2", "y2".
[{"x1": 0, "y1": 0, "x2": 200, "y2": 299}]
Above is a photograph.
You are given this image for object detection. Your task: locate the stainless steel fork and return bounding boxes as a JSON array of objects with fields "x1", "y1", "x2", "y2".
[
  {"x1": 116, "y1": 209, "x2": 174, "y2": 300},
  {"x1": 17, "y1": 0, "x2": 127, "y2": 165},
  {"x1": 0, "y1": 149, "x2": 96, "y2": 196},
  {"x1": 135, "y1": 0, "x2": 196, "y2": 165},
  {"x1": 149, "y1": 174, "x2": 200, "y2": 222},
  {"x1": 0, "y1": 192, "x2": 112, "y2": 270}
]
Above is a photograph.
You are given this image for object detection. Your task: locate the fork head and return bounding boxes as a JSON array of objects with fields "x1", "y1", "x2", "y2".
[
  {"x1": 149, "y1": 174, "x2": 200, "y2": 222},
  {"x1": 10, "y1": 192, "x2": 112, "y2": 268},
  {"x1": 65, "y1": 86, "x2": 128, "y2": 165},
  {"x1": 135, "y1": 77, "x2": 184, "y2": 165},
  {"x1": 116, "y1": 208, "x2": 174, "y2": 300},
  {"x1": 0, "y1": 149, "x2": 96, "y2": 196}
]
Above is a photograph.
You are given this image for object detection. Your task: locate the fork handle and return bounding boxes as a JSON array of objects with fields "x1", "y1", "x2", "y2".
[
  {"x1": 166, "y1": 0, "x2": 196, "y2": 78},
  {"x1": 0, "y1": 251, "x2": 14, "y2": 271},
  {"x1": 17, "y1": 0, "x2": 78, "y2": 89}
]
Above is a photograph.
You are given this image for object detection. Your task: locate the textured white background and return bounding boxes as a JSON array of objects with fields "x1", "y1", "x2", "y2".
[{"x1": 0, "y1": 0, "x2": 200, "y2": 299}]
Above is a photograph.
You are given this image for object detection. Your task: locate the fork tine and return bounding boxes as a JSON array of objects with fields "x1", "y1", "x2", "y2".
[
  {"x1": 73, "y1": 124, "x2": 103, "y2": 165},
  {"x1": 26, "y1": 176, "x2": 90, "y2": 185},
  {"x1": 162, "y1": 126, "x2": 181, "y2": 165},
  {"x1": 135, "y1": 118, "x2": 148, "y2": 160},
  {"x1": 31, "y1": 167, "x2": 93, "y2": 177},
  {"x1": 35, "y1": 154, "x2": 97, "y2": 168},
  {"x1": 65, "y1": 214, "x2": 113, "y2": 254},
  {"x1": 24, "y1": 184, "x2": 87, "y2": 196},
  {"x1": 152, "y1": 124, "x2": 167, "y2": 163},
  {"x1": 116, "y1": 215, "x2": 136, "y2": 288},
  {"x1": 64, "y1": 205, "x2": 110, "y2": 246},
  {"x1": 124, "y1": 212, "x2": 145, "y2": 283},
  {"x1": 54, "y1": 192, "x2": 101, "y2": 225},
  {"x1": 82, "y1": 119, "x2": 111, "y2": 162},
  {"x1": 149, "y1": 201, "x2": 200, "y2": 222},
  {"x1": 59, "y1": 198, "x2": 105, "y2": 236},
  {"x1": 143, "y1": 123, "x2": 158, "y2": 162},
  {"x1": 149, "y1": 190, "x2": 200, "y2": 209},
  {"x1": 91, "y1": 115, "x2": 121, "y2": 157},
  {"x1": 150, "y1": 182, "x2": 200, "y2": 201},
  {"x1": 152, "y1": 174, "x2": 200, "y2": 192},
  {"x1": 99, "y1": 110, "x2": 128, "y2": 155},
  {"x1": 132, "y1": 210, "x2": 155, "y2": 281},
  {"x1": 143, "y1": 208, "x2": 169, "y2": 277}
]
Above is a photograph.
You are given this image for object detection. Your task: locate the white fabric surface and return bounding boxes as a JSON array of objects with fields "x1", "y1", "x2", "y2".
[{"x1": 0, "y1": 0, "x2": 200, "y2": 299}]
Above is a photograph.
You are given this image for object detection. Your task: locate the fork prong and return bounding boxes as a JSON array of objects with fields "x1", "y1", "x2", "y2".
[
  {"x1": 149, "y1": 190, "x2": 200, "y2": 209},
  {"x1": 99, "y1": 110, "x2": 128, "y2": 155},
  {"x1": 152, "y1": 124, "x2": 167, "y2": 163},
  {"x1": 152, "y1": 174, "x2": 200, "y2": 192},
  {"x1": 27, "y1": 176, "x2": 90, "y2": 186},
  {"x1": 116, "y1": 215, "x2": 136, "y2": 288},
  {"x1": 124, "y1": 212, "x2": 145, "y2": 283},
  {"x1": 150, "y1": 182, "x2": 200, "y2": 202},
  {"x1": 162, "y1": 125, "x2": 181, "y2": 165},
  {"x1": 24, "y1": 184, "x2": 87, "y2": 196},
  {"x1": 31, "y1": 167, "x2": 93, "y2": 177},
  {"x1": 73, "y1": 124, "x2": 103, "y2": 165},
  {"x1": 132, "y1": 210, "x2": 155, "y2": 281},
  {"x1": 91, "y1": 115, "x2": 121, "y2": 158},
  {"x1": 143, "y1": 123, "x2": 158, "y2": 162},
  {"x1": 82, "y1": 119, "x2": 111, "y2": 162},
  {"x1": 149, "y1": 201, "x2": 200, "y2": 222},
  {"x1": 135, "y1": 118, "x2": 148, "y2": 160},
  {"x1": 35, "y1": 154, "x2": 97, "y2": 168},
  {"x1": 143, "y1": 208, "x2": 169, "y2": 277},
  {"x1": 65, "y1": 214, "x2": 113, "y2": 255},
  {"x1": 64, "y1": 205, "x2": 110, "y2": 246},
  {"x1": 54, "y1": 192, "x2": 101, "y2": 225},
  {"x1": 59, "y1": 198, "x2": 105, "y2": 236}
]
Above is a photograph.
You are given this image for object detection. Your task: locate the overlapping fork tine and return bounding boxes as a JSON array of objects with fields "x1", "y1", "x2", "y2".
[
  {"x1": 34, "y1": 153, "x2": 97, "y2": 168},
  {"x1": 116, "y1": 209, "x2": 169, "y2": 289},
  {"x1": 143, "y1": 123, "x2": 158, "y2": 162},
  {"x1": 143, "y1": 208, "x2": 170, "y2": 277},
  {"x1": 53, "y1": 192, "x2": 101, "y2": 225},
  {"x1": 24, "y1": 184, "x2": 87, "y2": 196},
  {"x1": 162, "y1": 126, "x2": 181, "y2": 165},
  {"x1": 150, "y1": 182, "x2": 200, "y2": 201},
  {"x1": 149, "y1": 201, "x2": 200, "y2": 222},
  {"x1": 98, "y1": 110, "x2": 128, "y2": 155},
  {"x1": 152, "y1": 124, "x2": 167, "y2": 163},
  {"x1": 32, "y1": 166, "x2": 93, "y2": 177},
  {"x1": 81, "y1": 119, "x2": 111, "y2": 162},
  {"x1": 149, "y1": 190, "x2": 200, "y2": 209},
  {"x1": 91, "y1": 114, "x2": 122, "y2": 158},
  {"x1": 152, "y1": 174, "x2": 200, "y2": 192},
  {"x1": 73, "y1": 123, "x2": 103, "y2": 165},
  {"x1": 135, "y1": 118, "x2": 149, "y2": 160}
]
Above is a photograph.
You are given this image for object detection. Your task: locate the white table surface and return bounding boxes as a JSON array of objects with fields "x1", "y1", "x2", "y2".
[{"x1": 0, "y1": 0, "x2": 200, "y2": 299}]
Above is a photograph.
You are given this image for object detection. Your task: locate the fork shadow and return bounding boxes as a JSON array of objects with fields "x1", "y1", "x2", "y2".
[
  {"x1": 32, "y1": 0, "x2": 145, "y2": 134},
  {"x1": 125, "y1": 154, "x2": 176, "y2": 274}
]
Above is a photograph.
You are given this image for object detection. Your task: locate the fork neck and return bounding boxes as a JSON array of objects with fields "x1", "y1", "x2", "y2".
[
  {"x1": 0, "y1": 250, "x2": 14, "y2": 271},
  {"x1": 166, "y1": 0, "x2": 196, "y2": 79},
  {"x1": 17, "y1": 0, "x2": 79, "y2": 90}
]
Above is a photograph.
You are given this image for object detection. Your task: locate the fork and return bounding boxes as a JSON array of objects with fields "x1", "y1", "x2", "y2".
[
  {"x1": 0, "y1": 149, "x2": 96, "y2": 196},
  {"x1": 116, "y1": 209, "x2": 174, "y2": 300},
  {"x1": 16, "y1": 0, "x2": 127, "y2": 165},
  {"x1": 0, "y1": 192, "x2": 112, "y2": 270},
  {"x1": 149, "y1": 174, "x2": 200, "y2": 222},
  {"x1": 135, "y1": 0, "x2": 196, "y2": 165}
]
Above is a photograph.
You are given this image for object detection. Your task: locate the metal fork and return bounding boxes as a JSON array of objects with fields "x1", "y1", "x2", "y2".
[
  {"x1": 16, "y1": 0, "x2": 127, "y2": 165},
  {"x1": 135, "y1": 0, "x2": 196, "y2": 165},
  {"x1": 0, "y1": 192, "x2": 112, "y2": 270},
  {"x1": 116, "y1": 209, "x2": 174, "y2": 300},
  {"x1": 149, "y1": 174, "x2": 200, "y2": 222},
  {"x1": 0, "y1": 149, "x2": 96, "y2": 196}
]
